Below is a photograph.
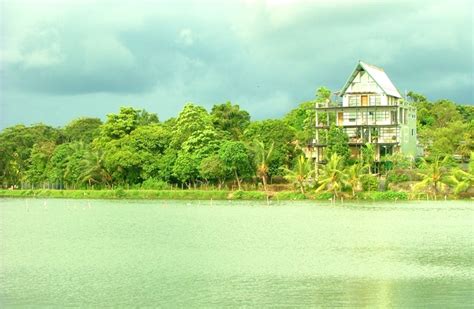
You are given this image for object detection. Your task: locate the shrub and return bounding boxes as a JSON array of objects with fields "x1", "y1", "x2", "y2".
[
  {"x1": 230, "y1": 190, "x2": 267, "y2": 200},
  {"x1": 357, "y1": 191, "x2": 408, "y2": 201},
  {"x1": 314, "y1": 192, "x2": 334, "y2": 200},
  {"x1": 275, "y1": 191, "x2": 307, "y2": 200},
  {"x1": 361, "y1": 174, "x2": 378, "y2": 191},
  {"x1": 141, "y1": 178, "x2": 170, "y2": 190}
]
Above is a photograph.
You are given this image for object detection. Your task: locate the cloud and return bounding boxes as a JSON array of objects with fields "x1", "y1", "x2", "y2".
[{"x1": 0, "y1": 0, "x2": 472, "y2": 129}]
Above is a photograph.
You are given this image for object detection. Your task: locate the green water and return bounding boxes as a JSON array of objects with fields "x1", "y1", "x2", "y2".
[{"x1": 0, "y1": 199, "x2": 472, "y2": 307}]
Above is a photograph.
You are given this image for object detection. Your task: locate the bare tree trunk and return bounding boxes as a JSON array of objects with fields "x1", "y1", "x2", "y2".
[
  {"x1": 234, "y1": 170, "x2": 242, "y2": 191},
  {"x1": 262, "y1": 175, "x2": 268, "y2": 192}
]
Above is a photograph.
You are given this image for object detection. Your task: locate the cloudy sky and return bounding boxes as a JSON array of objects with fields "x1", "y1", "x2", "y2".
[{"x1": 0, "y1": 0, "x2": 472, "y2": 128}]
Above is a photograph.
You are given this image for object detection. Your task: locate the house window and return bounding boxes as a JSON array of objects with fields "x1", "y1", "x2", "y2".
[
  {"x1": 376, "y1": 111, "x2": 389, "y2": 121},
  {"x1": 411, "y1": 129, "x2": 415, "y2": 136},
  {"x1": 349, "y1": 112, "x2": 356, "y2": 122},
  {"x1": 369, "y1": 95, "x2": 381, "y2": 106},
  {"x1": 349, "y1": 96, "x2": 360, "y2": 106},
  {"x1": 391, "y1": 111, "x2": 397, "y2": 124}
]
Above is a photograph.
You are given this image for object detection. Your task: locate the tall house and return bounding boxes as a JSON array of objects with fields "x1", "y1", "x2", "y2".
[{"x1": 311, "y1": 61, "x2": 417, "y2": 162}]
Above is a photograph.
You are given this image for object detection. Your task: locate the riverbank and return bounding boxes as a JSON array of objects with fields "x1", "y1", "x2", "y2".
[{"x1": 0, "y1": 189, "x2": 418, "y2": 201}]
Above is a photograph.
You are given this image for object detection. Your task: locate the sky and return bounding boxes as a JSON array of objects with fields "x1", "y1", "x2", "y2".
[{"x1": 0, "y1": 0, "x2": 472, "y2": 129}]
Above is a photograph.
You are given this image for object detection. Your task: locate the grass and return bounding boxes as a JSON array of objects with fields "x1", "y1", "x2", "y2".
[{"x1": 0, "y1": 189, "x2": 459, "y2": 201}]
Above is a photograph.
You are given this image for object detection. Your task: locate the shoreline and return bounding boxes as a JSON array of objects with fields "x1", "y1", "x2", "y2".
[{"x1": 0, "y1": 189, "x2": 468, "y2": 201}]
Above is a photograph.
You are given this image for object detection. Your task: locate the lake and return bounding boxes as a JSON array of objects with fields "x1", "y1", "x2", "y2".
[{"x1": 0, "y1": 198, "x2": 472, "y2": 307}]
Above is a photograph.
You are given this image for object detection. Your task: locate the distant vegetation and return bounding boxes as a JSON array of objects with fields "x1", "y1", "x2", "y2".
[{"x1": 0, "y1": 89, "x2": 473, "y2": 200}]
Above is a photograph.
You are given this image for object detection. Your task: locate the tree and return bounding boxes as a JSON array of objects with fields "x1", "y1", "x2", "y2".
[
  {"x1": 199, "y1": 155, "x2": 228, "y2": 188},
  {"x1": 0, "y1": 124, "x2": 62, "y2": 187},
  {"x1": 413, "y1": 156, "x2": 451, "y2": 198},
  {"x1": 345, "y1": 163, "x2": 368, "y2": 197},
  {"x1": 101, "y1": 107, "x2": 158, "y2": 140},
  {"x1": 244, "y1": 119, "x2": 296, "y2": 177},
  {"x1": 315, "y1": 86, "x2": 331, "y2": 103},
  {"x1": 219, "y1": 141, "x2": 253, "y2": 190},
  {"x1": 282, "y1": 155, "x2": 314, "y2": 194},
  {"x1": 211, "y1": 102, "x2": 250, "y2": 140},
  {"x1": 361, "y1": 143, "x2": 375, "y2": 173},
  {"x1": 63, "y1": 117, "x2": 102, "y2": 143},
  {"x1": 80, "y1": 148, "x2": 112, "y2": 188},
  {"x1": 326, "y1": 124, "x2": 350, "y2": 163},
  {"x1": 447, "y1": 152, "x2": 474, "y2": 195},
  {"x1": 253, "y1": 140, "x2": 274, "y2": 192},
  {"x1": 25, "y1": 141, "x2": 56, "y2": 186},
  {"x1": 170, "y1": 103, "x2": 213, "y2": 148},
  {"x1": 315, "y1": 153, "x2": 348, "y2": 199},
  {"x1": 173, "y1": 152, "x2": 199, "y2": 188},
  {"x1": 431, "y1": 99, "x2": 463, "y2": 128}
]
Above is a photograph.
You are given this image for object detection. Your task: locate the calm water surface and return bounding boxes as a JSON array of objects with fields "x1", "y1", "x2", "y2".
[{"x1": 0, "y1": 198, "x2": 472, "y2": 307}]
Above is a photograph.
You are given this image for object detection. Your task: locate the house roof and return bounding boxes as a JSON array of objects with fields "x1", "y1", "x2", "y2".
[{"x1": 339, "y1": 61, "x2": 402, "y2": 98}]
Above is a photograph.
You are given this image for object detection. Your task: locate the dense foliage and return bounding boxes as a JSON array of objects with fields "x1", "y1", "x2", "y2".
[{"x1": 1, "y1": 90, "x2": 473, "y2": 199}]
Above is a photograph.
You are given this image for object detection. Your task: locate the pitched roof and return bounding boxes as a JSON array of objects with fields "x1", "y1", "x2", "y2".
[{"x1": 339, "y1": 61, "x2": 402, "y2": 98}]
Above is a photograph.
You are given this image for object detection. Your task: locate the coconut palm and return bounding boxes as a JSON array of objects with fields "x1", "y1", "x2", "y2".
[
  {"x1": 447, "y1": 152, "x2": 474, "y2": 195},
  {"x1": 361, "y1": 143, "x2": 375, "y2": 173},
  {"x1": 315, "y1": 153, "x2": 348, "y2": 199},
  {"x1": 282, "y1": 155, "x2": 314, "y2": 194},
  {"x1": 253, "y1": 140, "x2": 274, "y2": 192},
  {"x1": 345, "y1": 163, "x2": 369, "y2": 197},
  {"x1": 80, "y1": 149, "x2": 112, "y2": 188},
  {"x1": 413, "y1": 156, "x2": 451, "y2": 199}
]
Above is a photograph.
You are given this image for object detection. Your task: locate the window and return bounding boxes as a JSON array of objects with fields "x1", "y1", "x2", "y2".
[
  {"x1": 349, "y1": 96, "x2": 359, "y2": 106},
  {"x1": 369, "y1": 95, "x2": 381, "y2": 106},
  {"x1": 376, "y1": 111, "x2": 389, "y2": 121},
  {"x1": 411, "y1": 129, "x2": 415, "y2": 136},
  {"x1": 349, "y1": 112, "x2": 356, "y2": 122},
  {"x1": 391, "y1": 111, "x2": 397, "y2": 124}
]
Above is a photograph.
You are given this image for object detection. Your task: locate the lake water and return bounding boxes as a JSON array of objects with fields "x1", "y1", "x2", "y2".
[{"x1": 0, "y1": 198, "x2": 472, "y2": 307}]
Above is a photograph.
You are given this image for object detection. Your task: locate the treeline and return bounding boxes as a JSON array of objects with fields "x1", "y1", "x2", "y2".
[{"x1": 0, "y1": 88, "x2": 473, "y2": 198}]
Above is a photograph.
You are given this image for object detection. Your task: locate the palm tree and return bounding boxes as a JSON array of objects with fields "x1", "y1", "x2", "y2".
[
  {"x1": 361, "y1": 143, "x2": 375, "y2": 173},
  {"x1": 315, "y1": 153, "x2": 348, "y2": 200},
  {"x1": 345, "y1": 163, "x2": 368, "y2": 197},
  {"x1": 413, "y1": 156, "x2": 451, "y2": 199},
  {"x1": 447, "y1": 152, "x2": 474, "y2": 195},
  {"x1": 80, "y1": 149, "x2": 112, "y2": 188},
  {"x1": 282, "y1": 155, "x2": 314, "y2": 194},
  {"x1": 254, "y1": 140, "x2": 274, "y2": 192}
]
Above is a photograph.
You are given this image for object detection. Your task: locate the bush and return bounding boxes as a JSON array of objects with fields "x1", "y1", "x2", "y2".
[
  {"x1": 275, "y1": 191, "x2": 307, "y2": 200},
  {"x1": 141, "y1": 178, "x2": 170, "y2": 190},
  {"x1": 314, "y1": 192, "x2": 334, "y2": 200},
  {"x1": 357, "y1": 191, "x2": 408, "y2": 201},
  {"x1": 361, "y1": 174, "x2": 378, "y2": 191},
  {"x1": 230, "y1": 190, "x2": 267, "y2": 200}
]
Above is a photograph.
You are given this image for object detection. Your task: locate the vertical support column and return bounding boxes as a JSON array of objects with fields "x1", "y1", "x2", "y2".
[{"x1": 315, "y1": 104, "x2": 319, "y2": 177}]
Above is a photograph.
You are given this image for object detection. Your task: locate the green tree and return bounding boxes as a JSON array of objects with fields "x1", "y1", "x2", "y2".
[
  {"x1": 0, "y1": 124, "x2": 61, "y2": 187},
  {"x1": 219, "y1": 141, "x2": 253, "y2": 190},
  {"x1": 315, "y1": 153, "x2": 348, "y2": 199},
  {"x1": 244, "y1": 119, "x2": 296, "y2": 177},
  {"x1": 101, "y1": 107, "x2": 157, "y2": 140},
  {"x1": 345, "y1": 163, "x2": 368, "y2": 197},
  {"x1": 173, "y1": 152, "x2": 199, "y2": 188},
  {"x1": 171, "y1": 103, "x2": 213, "y2": 148},
  {"x1": 211, "y1": 102, "x2": 250, "y2": 140},
  {"x1": 63, "y1": 117, "x2": 102, "y2": 143},
  {"x1": 253, "y1": 140, "x2": 274, "y2": 192},
  {"x1": 199, "y1": 155, "x2": 228, "y2": 188},
  {"x1": 282, "y1": 155, "x2": 314, "y2": 194},
  {"x1": 413, "y1": 156, "x2": 451, "y2": 198},
  {"x1": 361, "y1": 143, "x2": 375, "y2": 173},
  {"x1": 326, "y1": 124, "x2": 350, "y2": 163},
  {"x1": 447, "y1": 152, "x2": 474, "y2": 195},
  {"x1": 25, "y1": 141, "x2": 56, "y2": 186},
  {"x1": 80, "y1": 148, "x2": 112, "y2": 188}
]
